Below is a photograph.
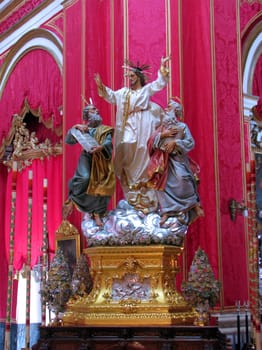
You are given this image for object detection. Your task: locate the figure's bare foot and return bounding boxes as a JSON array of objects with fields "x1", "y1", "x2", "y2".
[
  {"x1": 62, "y1": 200, "x2": 74, "y2": 219},
  {"x1": 160, "y1": 214, "x2": 169, "y2": 226},
  {"x1": 93, "y1": 213, "x2": 103, "y2": 227},
  {"x1": 194, "y1": 204, "x2": 204, "y2": 218},
  {"x1": 189, "y1": 205, "x2": 204, "y2": 225}
]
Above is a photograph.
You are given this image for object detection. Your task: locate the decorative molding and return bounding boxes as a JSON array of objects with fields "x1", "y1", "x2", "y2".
[
  {"x1": 0, "y1": 0, "x2": 63, "y2": 54},
  {"x1": 61, "y1": 0, "x2": 79, "y2": 9},
  {"x1": 240, "y1": 0, "x2": 262, "y2": 4},
  {"x1": 0, "y1": 0, "x2": 26, "y2": 17},
  {"x1": 44, "y1": 12, "x2": 64, "y2": 39},
  {"x1": 0, "y1": 0, "x2": 45, "y2": 33}
]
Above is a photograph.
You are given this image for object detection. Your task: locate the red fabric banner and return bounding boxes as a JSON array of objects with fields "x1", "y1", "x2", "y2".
[
  {"x1": 1, "y1": 156, "x2": 62, "y2": 320},
  {"x1": 213, "y1": 0, "x2": 248, "y2": 305},
  {"x1": 128, "y1": 0, "x2": 167, "y2": 108},
  {"x1": 178, "y1": 0, "x2": 218, "y2": 290},
  {"x1": 4, "y1": 157, "x2": 62, "y2": 271}
]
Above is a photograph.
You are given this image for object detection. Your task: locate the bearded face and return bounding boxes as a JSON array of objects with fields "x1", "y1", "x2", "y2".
[
  {"x1": 166, "y1": 100, "x2": 183, "y2": 118},
  {"x1": 128, "y1": 72, "x2": 140, "y2": 88},
  {"x1": 163, "y1": 111, "x2": 177, "y2": 127},
  {"x1": 88, "y1": 113, "x2": 102, "y2": 127}
]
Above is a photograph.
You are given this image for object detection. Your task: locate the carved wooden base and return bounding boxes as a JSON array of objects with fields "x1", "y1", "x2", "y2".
[
  {"x1": 63, "y1": 245, "x2": 197, "y2": 326},
  {"x1": 32, "y1": 325, "x2": 227, "y2": 350}
]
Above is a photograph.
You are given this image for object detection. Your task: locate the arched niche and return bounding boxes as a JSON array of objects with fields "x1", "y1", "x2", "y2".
[
  {"x1": 242, "y1": 20, "x2": 262, "y2": 118},
  {"x1": 0, "y1": 28, "x2": 63, "y2": 169},
  {"x1": 0, "y1": 28, "x2": 63, "y2": 98}
]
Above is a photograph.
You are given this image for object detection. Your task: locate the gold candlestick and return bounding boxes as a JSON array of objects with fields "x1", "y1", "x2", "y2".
[
  {"x1": 25, "y1": 170, "x2": 33, "y2": 349},
  {"x1": 41, "y1": 178, "x2": 48, "y2": 326},
  {"x1": 4, "y1": 161, "x2": 17, "y2": 350}
]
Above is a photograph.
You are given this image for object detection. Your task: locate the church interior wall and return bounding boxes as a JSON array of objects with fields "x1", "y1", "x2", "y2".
[{"x1": 0, "y1": 0, "x2": 261, "y2": 348}]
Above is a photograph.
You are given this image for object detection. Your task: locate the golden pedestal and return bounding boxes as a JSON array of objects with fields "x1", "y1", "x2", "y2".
[{"x1": 63, "y1": 245, "x2": 197, "y2": 326}]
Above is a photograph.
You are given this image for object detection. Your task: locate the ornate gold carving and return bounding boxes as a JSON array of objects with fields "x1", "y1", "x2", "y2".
[
  {"x1": 119, "y1": 298, "x2": 141, "y2": 313},
  {"x1": 63, "y1": 245, "x2": 197, "y2": 326},
  {"x1": 0, "y1": 99, "x2": 62, "y2": 170},
  {"x1": 55, "y1": 220, "x2": 79, "y2": 237},
  {"x1": 63, "y1": 310, "x2": 196, "y2": 326},
  {"x1": 55, "y1": 221, "x2": 81, "y2": 272}
]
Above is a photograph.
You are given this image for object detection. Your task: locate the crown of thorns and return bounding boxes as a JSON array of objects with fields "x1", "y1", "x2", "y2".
[{"x1": 122, "y1": 59, "x2": 151, "y2": 76}]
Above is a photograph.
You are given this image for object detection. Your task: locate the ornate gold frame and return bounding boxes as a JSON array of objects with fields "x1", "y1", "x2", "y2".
[{"x1": 55, "y1": 220, "x2": 81, "y2": 269}]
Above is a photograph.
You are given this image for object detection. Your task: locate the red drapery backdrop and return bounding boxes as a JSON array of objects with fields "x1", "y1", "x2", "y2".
[
  {"x1": 213, "y1": 0, "x2": 248, "y2": 305},
  {"x1": 63, "y1": 0, "x2": 85, "y2": 230},
  {"x1": 0, "y1": 47, "x2": 63, "y2": 320},
  {"x1": 1, "y1": 0, "x2": 261, "y2": 323},
  {"x1": 64, "y1": 0, "x2": 125, "y2": 229},
  {"x1": 0, "y1": 49, "x2": 62, "y2": 139},
  {"x1": 1, "y1": 156, "x2": 62, "y2": 321},
  {"x1": 179, "y1": 0, "x2": 218, "y2": 285},
  {"x1": 4, "y1": 157, "x2": 62, "y2": 271}
]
